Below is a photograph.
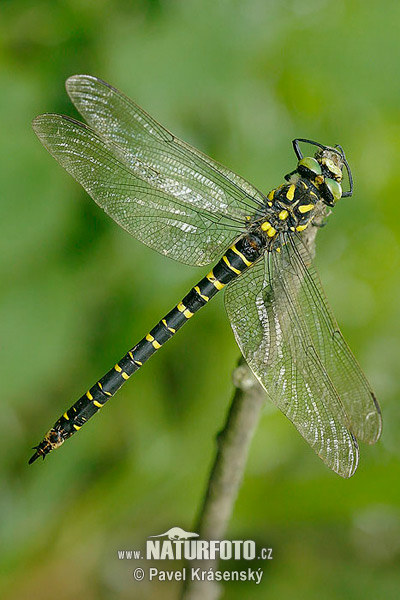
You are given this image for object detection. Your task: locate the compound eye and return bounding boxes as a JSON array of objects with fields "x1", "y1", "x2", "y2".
[
  {"x1": 298, "y1": 156, "x2": 322, "y2": 177},
  {"x1": 325, "y1": 177, "x2": 342, "y2": 202}
]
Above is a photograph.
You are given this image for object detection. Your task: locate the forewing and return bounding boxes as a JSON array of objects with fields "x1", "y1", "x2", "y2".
[
  {"x1": 224, "y1": 250, "x2": 359, "y2": 478},
  {"x1": 32, "y1": 114, "x2": 245, "y2": 266},
  {"x1": 282, "y1": 235, "x2": 382, "y2": 444},
  {"x1": 65, "y1": 74, "x2": 266, "y2": 209}
]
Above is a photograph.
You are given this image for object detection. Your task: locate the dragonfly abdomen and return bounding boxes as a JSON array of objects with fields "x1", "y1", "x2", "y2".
[{"x1": 29, "y1": 236, "x2": 262, "y2": 464}]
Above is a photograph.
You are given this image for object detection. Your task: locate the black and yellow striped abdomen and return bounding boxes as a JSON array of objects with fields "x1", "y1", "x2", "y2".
[{"x1": 29, "y1": 235, "x2": 263, "y2": 463}]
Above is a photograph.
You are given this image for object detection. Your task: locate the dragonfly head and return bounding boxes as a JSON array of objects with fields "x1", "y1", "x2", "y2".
[{"x1": 291, "y1": 139, "x2": 353, "y2": 207}]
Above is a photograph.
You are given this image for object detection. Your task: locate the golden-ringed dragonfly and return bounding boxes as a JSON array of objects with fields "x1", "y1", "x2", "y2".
[{"x1": 30, "y1": 75, "x2": 382, "y2": 477}]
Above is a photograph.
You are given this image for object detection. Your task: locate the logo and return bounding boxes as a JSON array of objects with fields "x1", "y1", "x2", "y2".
[
  {"x1": 118, "y1": 525, "x2": 273, "y2": 584},
  {"x1": 148, "y1": 527, "x2": 199, "y2": 541}
]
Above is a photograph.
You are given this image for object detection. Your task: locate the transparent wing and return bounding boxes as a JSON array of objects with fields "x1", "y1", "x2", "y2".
[
  {"x1": 32, "y1": 75, "x2": 266, "y2": 266},
  {"x1": 225, "y1": 249, "x2": 360, "y2": 478},
  {"x1": 66, "y1": 74, "x2": 266, "y2": 208},
  {"x1": 280, "y1": 235, "x2": 382, "y2": 444},
  {"x1": 33, "y1": 113, "x2": 246, "y2": 267}
]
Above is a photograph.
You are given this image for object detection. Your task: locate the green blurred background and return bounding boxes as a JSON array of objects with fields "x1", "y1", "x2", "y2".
[{"x1": 1, "y1": 0, "x2": 400, "y2": 598}]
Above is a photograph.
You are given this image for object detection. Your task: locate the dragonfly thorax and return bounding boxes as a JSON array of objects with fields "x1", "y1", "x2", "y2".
[
  {"x1": 256, "y1": 176, "x2": 321, "y2": 241},
  {"x1": 255, "y1": 146, "x2": 348, "y2": 244}
]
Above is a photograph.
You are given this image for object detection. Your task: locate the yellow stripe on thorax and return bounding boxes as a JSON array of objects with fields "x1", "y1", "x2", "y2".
[
  {"x1": 261, "y1": 221, "x2": 277, "y2": 237},
  {"x1": 286, "y1": 184, "x2": 296, "y2": 201},
  {"x1": 298, "y1": 203, "x2": 314, "y2": 214}
]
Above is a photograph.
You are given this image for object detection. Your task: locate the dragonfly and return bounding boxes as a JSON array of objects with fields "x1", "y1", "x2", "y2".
[{"x1": 29, "y1": 75, "x2": 382, "y2": 477}]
